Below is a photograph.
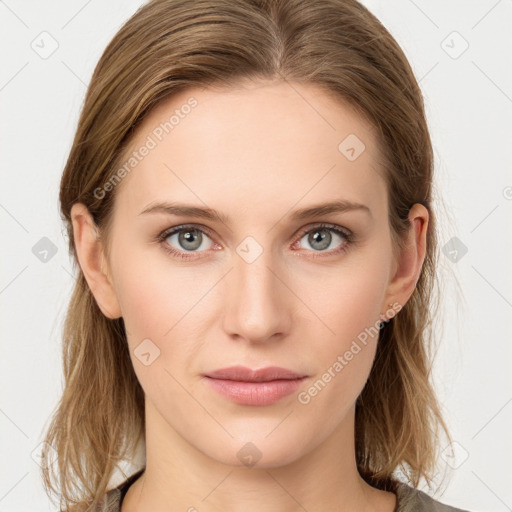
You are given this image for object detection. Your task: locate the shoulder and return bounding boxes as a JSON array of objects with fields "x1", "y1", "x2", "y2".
[
  {"x1": 395, "y1": 482, "x2": 473, "y2": 512},
  {"x1": 94, "y1": 468, "x2": 145, "y2": 512}
]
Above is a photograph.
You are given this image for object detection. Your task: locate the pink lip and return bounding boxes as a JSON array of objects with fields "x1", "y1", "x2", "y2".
[{"x1": 203, "y1": 366, "x2": 308, "y2": 406}]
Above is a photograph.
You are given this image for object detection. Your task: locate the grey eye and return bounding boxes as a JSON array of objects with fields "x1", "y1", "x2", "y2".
[
  {"x1": 300, "y1": 228, "x2": 344, "y2": 251},
  {"x1": 166, "y1": 228, "x2": 213, "y2": 252}
]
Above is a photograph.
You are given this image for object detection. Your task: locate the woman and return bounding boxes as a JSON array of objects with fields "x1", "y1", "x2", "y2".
[{"x1": 41, "y1": 0, "x2": 474, "y2": 511}]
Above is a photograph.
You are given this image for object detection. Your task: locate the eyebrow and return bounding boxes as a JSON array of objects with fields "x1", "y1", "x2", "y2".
[{"x1": 139, "y1": 200, "x2": 371, "y2": 224}]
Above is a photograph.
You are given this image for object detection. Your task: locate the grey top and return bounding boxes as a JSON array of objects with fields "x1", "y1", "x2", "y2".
[{"x1": 96, "y1": 468, "x2": 472, "y2": 512}]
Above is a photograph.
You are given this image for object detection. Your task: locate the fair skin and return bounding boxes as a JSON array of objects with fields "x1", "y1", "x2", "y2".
[{"x1": 71, "y1": 79, "x2": 428, "y2": 512}]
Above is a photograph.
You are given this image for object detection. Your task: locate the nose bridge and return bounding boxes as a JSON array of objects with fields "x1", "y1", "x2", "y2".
[{"x1": 222, "y1": 235, "x2": 291, "y2": 342}]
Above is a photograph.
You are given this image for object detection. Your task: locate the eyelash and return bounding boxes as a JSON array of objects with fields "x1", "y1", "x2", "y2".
[{"x1": 156, "y1": 222, "x2": 354, "y2": 261}]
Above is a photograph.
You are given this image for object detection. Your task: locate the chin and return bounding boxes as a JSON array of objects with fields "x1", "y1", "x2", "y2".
[{"x1": 199, "y1": 429, "x2": 312, "y2": 469}]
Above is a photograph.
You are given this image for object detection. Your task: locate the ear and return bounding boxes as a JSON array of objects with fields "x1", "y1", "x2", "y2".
[
  {"x1": 381, "y1": 203, "x2": 429, "y2": 312},
  {"x1": 70, "y1": 203, "x2": 122, "y2": 319}
]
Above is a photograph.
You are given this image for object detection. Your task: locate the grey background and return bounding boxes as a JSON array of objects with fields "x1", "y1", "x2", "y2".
[{"x1": 1, "y1": 0, "x2": 511, "y2": 510}]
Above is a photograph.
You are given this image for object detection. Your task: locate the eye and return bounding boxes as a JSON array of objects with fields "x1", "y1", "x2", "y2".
[
  {"x1": 157, "y1": 224, "x2": 218, "y2": 260},
  {"x1": 292, "y1": 223, "x2": 353, "y2": 257},
  {"x1": 156, "y1": 222, "x2": 353, "y2": 261}
]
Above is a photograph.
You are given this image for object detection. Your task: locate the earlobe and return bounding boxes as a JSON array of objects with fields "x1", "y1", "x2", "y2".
[
  {"x1": 70, "y1": 203, "x2": 122, "y2": 319},
  {"x1": 382, "y1": 203, "x2": 429, "y2": 312}
]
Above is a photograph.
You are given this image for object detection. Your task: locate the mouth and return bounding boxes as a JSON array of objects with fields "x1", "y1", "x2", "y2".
[{"x1": 202, "y1": 365, "x2": 309, "y2": 406}]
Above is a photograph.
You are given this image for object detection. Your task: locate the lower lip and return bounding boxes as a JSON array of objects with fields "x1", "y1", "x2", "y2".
[{"x1": 204, "y1": 377, "x2": 306, "y2": 406}]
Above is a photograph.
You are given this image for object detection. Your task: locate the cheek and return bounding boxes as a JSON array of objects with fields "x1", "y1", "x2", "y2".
[
  {"x1": 111, "y1": 236, "x2": 198, "y2": 332},
  {"x1": 113, "y1": 264, "x2": 201, "y2": 400},
  {"x1": 116, "y1": 273, "x2": 172, "y2": 340},
  {"x1": 295, "y1": 249, "x2": 391, "y2": 350},
  {"x1": 109, "y1": 245, "x2": 194, "y2": 363},
  {"x1": 325, "y1": 267, "x2": 388, "y2": 341},
  {"x1": 293, "y1": 244, "x2": 392, "y2": 411}
]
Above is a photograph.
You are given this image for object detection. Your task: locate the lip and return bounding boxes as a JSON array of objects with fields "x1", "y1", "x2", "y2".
[{"x1": 203, "y1": 365, "x2": 308, "y2": 406}]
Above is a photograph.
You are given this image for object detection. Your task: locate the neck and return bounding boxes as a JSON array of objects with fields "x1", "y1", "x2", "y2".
[{"x1": 122, "y1": 399, "x2": 396, "y2": 512}]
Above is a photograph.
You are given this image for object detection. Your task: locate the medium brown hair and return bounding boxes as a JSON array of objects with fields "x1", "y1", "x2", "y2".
[{"x1": 42, "y1": 0, "x2": 452, "y2": 509}]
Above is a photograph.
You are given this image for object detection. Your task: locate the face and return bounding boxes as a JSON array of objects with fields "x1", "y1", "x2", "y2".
[{"x1": 79, "y1": 79, "x2": 417, "y2": 468}]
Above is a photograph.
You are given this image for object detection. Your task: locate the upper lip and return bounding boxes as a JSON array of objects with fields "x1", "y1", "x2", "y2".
[{"x1": 204, "y1": 365, "x2": 306, "y2": 382}]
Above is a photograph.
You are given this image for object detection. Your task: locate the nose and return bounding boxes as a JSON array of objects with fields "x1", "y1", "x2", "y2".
[{"x1": 222, "y1": 241, "x2": 293, "y2": 344}]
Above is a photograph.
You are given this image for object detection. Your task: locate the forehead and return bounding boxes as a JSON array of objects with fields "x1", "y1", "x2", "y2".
[{"x1": 111, "y1": 79, "x2": 387, "y2": 221}]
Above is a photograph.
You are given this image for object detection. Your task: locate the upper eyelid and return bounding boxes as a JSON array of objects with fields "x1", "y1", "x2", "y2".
[
  {"x1": 159, "y1": 223, "x2": 216, "y2": 240},
  {"x1": 297, "y1": 223, "x2": 351, "y2": 237}
]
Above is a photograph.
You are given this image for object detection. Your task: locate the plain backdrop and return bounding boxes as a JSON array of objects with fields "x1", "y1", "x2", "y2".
[{"x1": 1, "y1": 0, "x2": 511, "y2": 510}]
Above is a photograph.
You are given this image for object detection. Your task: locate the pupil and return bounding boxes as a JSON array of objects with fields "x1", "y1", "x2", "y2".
[{"x1": 309, "y1": 229, "x2": 331, "y2": 250}]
